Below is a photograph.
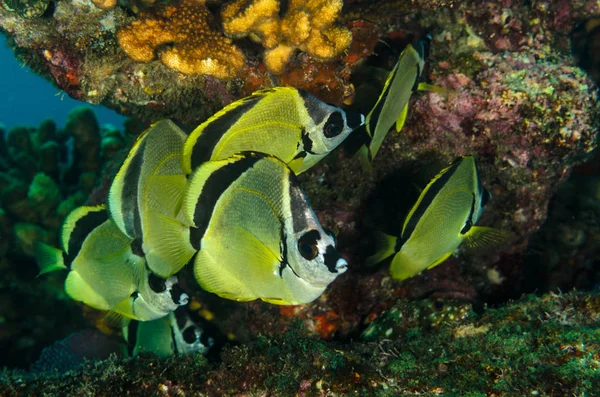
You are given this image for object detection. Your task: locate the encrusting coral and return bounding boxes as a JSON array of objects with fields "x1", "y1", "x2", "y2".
[
  {"x1": 221, "y1": 0, "x2": 352, "y2": 74},
  {"x1": 117, "y1": 0, "x2": 246, "y2": 78}
]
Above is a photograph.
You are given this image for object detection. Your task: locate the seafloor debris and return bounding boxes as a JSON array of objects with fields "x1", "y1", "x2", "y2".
[{"x1": 117, "y1": 0, "x2": 246, "y2": 78}]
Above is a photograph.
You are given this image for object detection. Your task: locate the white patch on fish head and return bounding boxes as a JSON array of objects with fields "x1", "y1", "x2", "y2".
[
  {"x1": 299, "y1": 90, "x2": 364, "y2": 157},
  {"x1": 282, "y1": 183, "x2": 347, "y2": 289},
  {"x1": 138, "y1": 273, "x2": 188, "y2": 320}
]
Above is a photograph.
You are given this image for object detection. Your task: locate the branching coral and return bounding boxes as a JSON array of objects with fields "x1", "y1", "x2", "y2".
[
  {"x1": 117, "y1": 0, "x2": 245, "y2": 78},
  {"x1": 221, "y1": 0, "x2": 352, "y2": 74}
]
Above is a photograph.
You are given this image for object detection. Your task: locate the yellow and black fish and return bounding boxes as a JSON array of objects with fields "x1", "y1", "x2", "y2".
[
  {"x1": 108, "y1": 119, "x2": 192, "y2": 278},
  {"x1": 358, "y1": 37, "x2": 445, "y2": 163},
  {"x1": 108, "y1": 119, "x2": 188, "y2": 241},
  {"x1": 366, "y1": 156, "x2": 506, "y2": 280},
  {"x1": 123, "y1": 308, "x2": 212, "y2": 357},
  {"x1": 180, "y1": 87, "x2": 364, "y2": 175},
  {"x1": 35, "y1": 205, "x2": 189, "y2": 324},
  {"x1": 147, "y1": 152, "x2": 348, "y2": 305}
]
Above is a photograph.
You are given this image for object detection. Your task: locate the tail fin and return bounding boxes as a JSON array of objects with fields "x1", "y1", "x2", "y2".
[
  {"x1": 365, "y1": 232, "x2": 398, "y2": 266},
  {"x1": 34, "y1": 241, "x2": 67, "y2": 277}
]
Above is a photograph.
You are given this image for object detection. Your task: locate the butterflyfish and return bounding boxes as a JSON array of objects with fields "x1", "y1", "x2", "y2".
[
  {"x1": 150, "y1": 152, "x2": 348, "y2": 305},
  {"x1": 108, "y1": 119, "x2": 193, "y2": 278},
  {"x1": 123, "y1": 308, "x2": 212, "y2": 357},
  {"x1": 359, "y1": 36, "x2": 446, "y2": 163},
  {"x1": 366, "y1": 156, "x2": 507, "y2": 280},
  {"x1": 34, "y1": 205, "x2": 189, "y2": 324},
  {"x1": 180, "y1": 87, "x2": 364, "y2": 175}
]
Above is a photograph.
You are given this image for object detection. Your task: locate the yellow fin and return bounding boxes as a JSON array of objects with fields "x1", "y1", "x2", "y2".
[
  {"x1": 395, "y1": 104, "x2": 408, "y2": 133},
  {"x1": 390, "y1": 250, "x2": 452, "y2": 280},
  {"x1": 464, "y1": 226, "x2": 509, "y2": 250},
  {"x1": 287, "y1": 157, "x2": 305, "y2": 174},
  {"x1": 145, "y1": 174, "x2": 188, "y2": 221},
  {"x1": 426, "y1": 251, "x2": 453, "y2": 270},
  {"x1": 104, "y1": 300, "x2": 135, "y2": 328},
  {"x1": 34, "y1": 242, "x2": 67, "y2": 276},
  {"x1": 354, "y1": 145, "x2": 373, "y2": 172},
  {"x1": 365, "y1": 232, "x2": 398, "y2": 265},
  {"x1": 195, "y1": 224, "x2": 282, "y2": 302},
  {"x1": 144, "y1": 211, "x2": 196, "y2": 277},
  {"x1": 194, "y1": 249, "x2": 256, "y2": 302},
  {"x1": 64, "y1": 271, "x2": 114, "y2": 310},
  {"x1": 417, "y1": 82, "x2": 450, "y2": 94}
]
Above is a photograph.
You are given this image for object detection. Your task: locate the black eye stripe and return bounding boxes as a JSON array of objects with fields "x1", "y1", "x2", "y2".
[
  {"x1": 148, "y1": 273, "x2": 167, "y2": 293},
  {"x1": 323, "y1": 112, "x2": 344, "y2": 138},
  {"x1": 345, "y1": 110, "x2": 364, "y2": 130},
  {"x1": 323, "y1": 245, "x2": 341, "y2": 273},
  {"x1": 297, "y1": 230, "x2": 321, "y2": 260}
]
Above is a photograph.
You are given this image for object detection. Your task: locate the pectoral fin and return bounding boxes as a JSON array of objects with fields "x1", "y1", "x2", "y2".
[{"x1": 464, "y1": 226, "x2": 509, "y2": 250}]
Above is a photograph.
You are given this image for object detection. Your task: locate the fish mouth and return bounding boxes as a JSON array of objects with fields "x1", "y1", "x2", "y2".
[
  {"x1": 346, "y1": 111, "x2": 365, "y2": 130},
  {"x1": 335, "y1": 257, "x2": 348, "y2": 274}
]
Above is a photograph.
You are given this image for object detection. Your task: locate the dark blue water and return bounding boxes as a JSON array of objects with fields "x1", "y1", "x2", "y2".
[{"x1": 0, "y1": 35, "x2": 126, "y2": 130}]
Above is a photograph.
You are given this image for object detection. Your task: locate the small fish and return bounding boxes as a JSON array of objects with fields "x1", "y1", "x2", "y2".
[
  {"x1": 149, "y1": 152, "x2": 348, "y2": 305},
  {"x1": 35, "y1": 205, "x2": 188, "y2": 324},
  {"x1": 366, "y1": 156, "x2": 507, "y2": 280},
  {"x1": 180, "y1": 87, "x2": 364, "y2": 175},
  {"x1": 108, "y1": 119, "x2": 190, "y2": 277},
  {"x1": 123, "y1": 308, "x2": 212, "y2": 357},
  {"x1": 358, "y1": 37, "x2": 445, "y2": 164}
]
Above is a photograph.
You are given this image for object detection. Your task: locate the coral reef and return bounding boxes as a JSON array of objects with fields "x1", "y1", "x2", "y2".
[
  {"x1": 0, "y1": 0, "x2": 385, "y2": 123},
  {"x1": 1, "y1": 292, "x2": 598, "y2": 395},
  {"x1": 222, "y1": 0, "x2": 352, "y2": 74},
  {"x1": 117, "y1": 0, "x2": 246, "y2": 78},
  {"x1": 0, "y1": 108, "x2": 131, "y2": 368}
]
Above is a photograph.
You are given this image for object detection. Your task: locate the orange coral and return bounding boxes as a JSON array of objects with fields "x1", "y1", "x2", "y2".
[
  {"x1": 117, "y1": 0, "x2": 245, "y2": 78},
  {"x1": 91, "y1": 0, "x2": 117, "y2": 10},
  {"x1": 222, "y1": 0, "x2": 352, "y2": 74},
  {"x1": 221, "y1": 0, "x2": 280, "y2": 48}
]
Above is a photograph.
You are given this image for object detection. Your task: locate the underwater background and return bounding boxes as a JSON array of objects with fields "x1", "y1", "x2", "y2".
[{"x1": 1, "y1": 0, "x2": 600, "y2": 395}]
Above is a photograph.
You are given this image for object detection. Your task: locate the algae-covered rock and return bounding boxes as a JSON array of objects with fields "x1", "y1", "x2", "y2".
[
  {"x1": 64, "y1": 107, "x2": 101, "y2": 174},
  {"x1": 0, "y1": 291, "x2": 597, "y2": 396}
]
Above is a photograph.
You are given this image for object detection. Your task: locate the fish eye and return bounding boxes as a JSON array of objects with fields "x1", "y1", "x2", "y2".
[
  {"x1": 323, "y1": 112, "x2": 344, "y2": 138},
  {"x1": 148, "y1": 273, "x2": 167, "y2": 293},
  {"x1": 297, "y1": 230, "x2": 320, "y2": 260}
]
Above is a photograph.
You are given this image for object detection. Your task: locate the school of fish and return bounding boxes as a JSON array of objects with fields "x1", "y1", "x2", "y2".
[{"x1": 35, "y1": 38, "x2": 506, "y2": 357}]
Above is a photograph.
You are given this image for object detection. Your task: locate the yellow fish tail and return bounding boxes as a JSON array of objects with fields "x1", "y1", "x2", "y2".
[
  {"x1": 34, "y1": 242, "x2": 67, "y2": 276},
  {"x1": 365, "y1": 232, "x2": 398, "y2": 266}
]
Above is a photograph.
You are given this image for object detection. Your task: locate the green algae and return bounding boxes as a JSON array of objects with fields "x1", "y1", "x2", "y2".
[{"x1": 0, "y1": 292, "x2": 597, "y2": 396}]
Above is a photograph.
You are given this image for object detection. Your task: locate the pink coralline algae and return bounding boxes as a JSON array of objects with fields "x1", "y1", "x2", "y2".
[{"x1": 398, "y1": 48, "x2": 597, "y2": 240}]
